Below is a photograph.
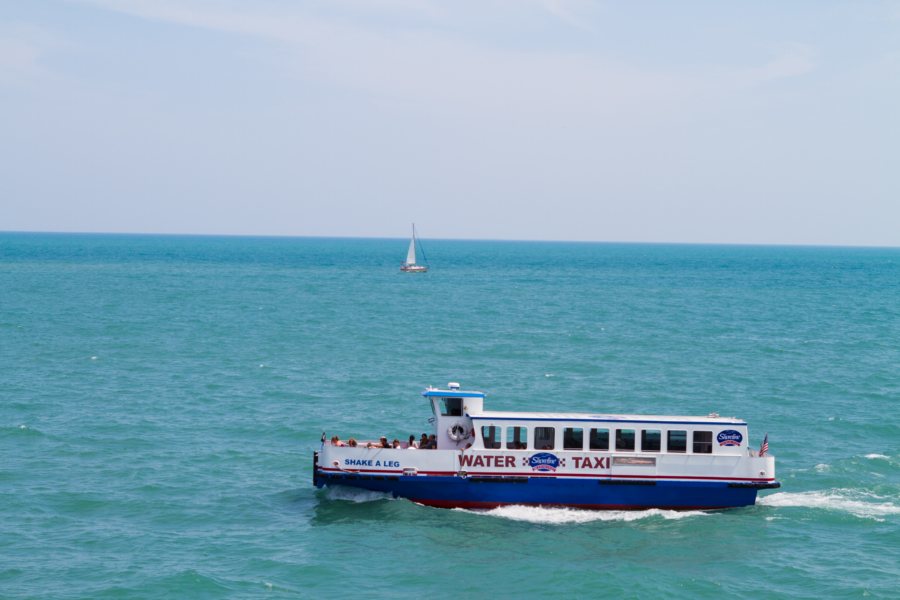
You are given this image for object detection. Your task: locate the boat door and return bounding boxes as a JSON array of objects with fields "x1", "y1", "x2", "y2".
[{"x1": 609, "y1": 427, "x2": 658, "y2": 479}]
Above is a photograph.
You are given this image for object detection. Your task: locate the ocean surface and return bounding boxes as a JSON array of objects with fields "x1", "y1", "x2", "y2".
[{"x1": 2, "y1": 233, "x2": 899, "y2": 599}]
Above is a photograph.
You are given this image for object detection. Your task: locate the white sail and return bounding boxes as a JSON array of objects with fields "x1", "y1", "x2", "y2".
[{"x1": 406, "y1": 237, "x2": 417, "y2": 265}]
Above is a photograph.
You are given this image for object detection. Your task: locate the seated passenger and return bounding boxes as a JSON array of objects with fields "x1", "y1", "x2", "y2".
[
  {"x1": 392, "y1": 439, "x2": 401, "y2": 448},
  {"x1": 407, "y1": 435, "x2": 419, "y2": 449},
  {"x1": 347, "y1": 438, "x2": 358, "y2": 447},
  {"x1": 420, "y1": 434, "x2": 429, "y2": 447},
  {"x1": 331, "y1": 436, "x2": 345, "y2": 447},
  {"x1": 380, "y1": 437, "x2": 392, "y2": 449},
  {"x1": 422, "y1": 435, "x2": 437, "y2": 450}
]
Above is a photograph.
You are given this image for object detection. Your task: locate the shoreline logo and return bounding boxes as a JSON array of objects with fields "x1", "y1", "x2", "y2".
[
  {"x1": 717, "y1": 430, "x2": 743, "y2": 446},
  {"x1": 529, "y1": 453, "x2": 560, "y2": 472}
]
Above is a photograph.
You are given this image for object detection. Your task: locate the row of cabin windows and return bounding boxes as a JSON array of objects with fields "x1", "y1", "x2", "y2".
[{"x1": 480, "y1": 426, "x2": 715, "y2": 454}]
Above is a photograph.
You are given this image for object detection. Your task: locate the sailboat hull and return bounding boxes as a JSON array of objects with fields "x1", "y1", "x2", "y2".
[{"x1": 401, "y1": 265, "x2": 429, "y2": 273}]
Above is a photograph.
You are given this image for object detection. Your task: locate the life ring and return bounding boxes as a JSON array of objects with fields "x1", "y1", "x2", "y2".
[{"x1": 447, "y1": 422, "x2": 470, "y2": 443}]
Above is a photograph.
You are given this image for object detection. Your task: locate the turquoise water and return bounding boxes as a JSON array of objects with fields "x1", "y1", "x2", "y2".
[{"x1": 2, "y1": 233, "x2": 899, "y2": 599}]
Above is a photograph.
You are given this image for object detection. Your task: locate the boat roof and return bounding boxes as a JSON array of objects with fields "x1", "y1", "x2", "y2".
[
  {"x1": 421, "y1": 386, "x2": 746, "y2": 425},
  {"x1": 469, "y1": 410, "x2": 746, "y2": 426},
  {"x1": 422, "y1": 388, "x2": 485, "y2": 398}
]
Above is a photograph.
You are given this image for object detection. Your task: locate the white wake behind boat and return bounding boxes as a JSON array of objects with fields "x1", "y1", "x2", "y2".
[{"x1": 401, "y1": 224, "x2": 429, "y2": 273}]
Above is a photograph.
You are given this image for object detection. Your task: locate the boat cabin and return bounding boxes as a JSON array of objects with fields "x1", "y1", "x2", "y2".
[{"x1": 423, "y1": 384, "x2": 748, "y2": 458}]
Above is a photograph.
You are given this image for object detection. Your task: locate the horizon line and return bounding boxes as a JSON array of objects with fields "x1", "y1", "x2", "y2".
[{"x1": 1, "y1": 230, "x2": 898, "y2": 250}]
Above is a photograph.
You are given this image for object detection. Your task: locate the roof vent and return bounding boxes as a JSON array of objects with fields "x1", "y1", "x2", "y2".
[
  {"x1": 708, "y1": 413, "x2": 719, "y2": 418},
  {"x1": 448, "y1": 382, "x2": 460, "y2": 390}
]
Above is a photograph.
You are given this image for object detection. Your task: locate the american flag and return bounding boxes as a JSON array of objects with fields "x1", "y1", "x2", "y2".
[{"x1": 760, "y1": 433, "x2": 769, "y2": 456}]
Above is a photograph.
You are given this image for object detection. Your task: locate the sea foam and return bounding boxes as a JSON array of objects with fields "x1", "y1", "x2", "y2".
[
  {"x1": 324, "y1": 486, "x2": 394, "y2": 503},
  {"x1": 455, "y1": 504, "x2": 710, "y2": 524},
  {"x1": 758, "y1": 490, "x2": 900, "y2": 520}
]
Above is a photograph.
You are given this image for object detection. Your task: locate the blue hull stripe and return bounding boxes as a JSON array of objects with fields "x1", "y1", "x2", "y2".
[{"x1": 316, "y1": 473, "x2": 760, "y2": 510}]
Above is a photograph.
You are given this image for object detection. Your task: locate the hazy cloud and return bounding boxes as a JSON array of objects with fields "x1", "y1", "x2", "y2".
[{"x1": 733, "y1": 45, "x2": 816, "y2": 87}]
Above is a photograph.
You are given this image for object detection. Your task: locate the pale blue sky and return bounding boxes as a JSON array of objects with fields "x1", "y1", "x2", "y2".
[{"x1": 2, "y1": 1, "x2": 898, "y2": 245}]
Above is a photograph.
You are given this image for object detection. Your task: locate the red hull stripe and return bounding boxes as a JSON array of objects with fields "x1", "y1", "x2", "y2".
[
  {"x1": 319, "y1": 467, "x2": 775, "y2": 483},
  {"x1": 412, "y1": 499, "x2": 730, "y2": 510}
]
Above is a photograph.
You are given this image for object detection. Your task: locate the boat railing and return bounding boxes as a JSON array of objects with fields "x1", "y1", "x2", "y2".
[{"x1": 328, "y1": 440, "x2": 418, "y2": 449}]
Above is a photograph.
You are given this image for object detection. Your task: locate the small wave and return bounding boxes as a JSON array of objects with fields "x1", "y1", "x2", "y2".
[
  {"x1": 3, "y1": 425, "x2": 43, "y2": 437},
  {"x1": 324, "y1": 486, "x2": 394, "y2": 503},
  {"x1": 864, "y1": 454, "x2": 890, "y2": 460},
  {"x1": 455, "y1": 504, "x2": 710, "y2": 524},
  {"x1": 758, "y1": 490, "x2": 900, "y2": 520}
]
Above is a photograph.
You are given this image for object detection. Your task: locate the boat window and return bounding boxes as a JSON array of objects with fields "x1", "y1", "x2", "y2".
[
  {"x1": 437, "y1": 397, "x2": 463, "y2": 417},
  {"x1": 616, "y1": 429, "x2": 635, "y2": 451},
  {"x1": 563, "y1": 428, "x2": 583, "y2": 450},
  {"x1": 589, "y1": 428, "x2": 609, "y2": 451},
  {"x1": 534, "y1": 427, "x2": 555, "y2": 450},
  {"x1": 693, "y1": 431, "x2": 713, "y2": 454},
  {"x1": 481, "y1": 426, "x2": 501, "y2": 449},
  {"x1": 506, "y1": 427, "x2": 528, "y2": 450},
  {"x1": 641, "y1": 430, "x2": 661, "y2": 452},
  {"x1": 667, "y1": 430, "x2": 687, "y2": 453}
]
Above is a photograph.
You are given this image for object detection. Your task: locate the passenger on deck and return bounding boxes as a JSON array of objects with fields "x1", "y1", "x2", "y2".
[
  {"x1": 407, "y1": 435, "x2": 419, "y2": 449},
  {"x1": 420, "y1": 434, "x2": 429, "y2": 447},
  {"x1": 422, "y1": 435, "x2": 437, "y2": 450},
  {"x1": 380, "y1": 437, "x2": 392, "y2": 449},
  {"x1": 392, "y1": 439, "x2": 401, "y2": 448},
  {"x1": 331, "y1": 436, "x2": 346, "y2": 447},
  {"x1": 348, "y1": 438, "x2": 358, "y2": 447}
]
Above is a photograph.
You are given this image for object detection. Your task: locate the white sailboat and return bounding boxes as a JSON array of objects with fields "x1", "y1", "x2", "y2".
[{"x1": 401, "y1": 224, "x2": 429, "y2": 273}]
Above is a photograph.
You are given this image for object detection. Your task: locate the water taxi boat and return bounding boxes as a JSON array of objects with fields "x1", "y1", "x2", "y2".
[{"x1": 313, "y1": 383, "x2": 779, "y2": 510}]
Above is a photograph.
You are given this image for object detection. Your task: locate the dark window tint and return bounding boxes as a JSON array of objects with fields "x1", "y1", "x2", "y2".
[
  {"x1": 589, "y1": 429, "x2": 609, "y2": 451},
  {"x1": 693, "y1": 431, "x2": 713, "y2": 454},
  {"x1": 482, "y1": 426, "x2": 501, "y2": 449},
  {"x1": 616, "y1": 429, "x2": 635, "y2": 451},
  {"x1": 534, "y1": 427, "x2": 555, "y2": 450},
  {"x1": 563, "y1": 428, "x2": 583, "y2": 450},
  {"x1": 506, "y1": 426, "x2": 528, "y2": 450},
  {"x1": 438, "y1": 397, "x2": 463, "y2": 416},
  {"x1": 641, "y1": 430, "x2": 661, "y2": 452},
  {"x1": 668, "y1": 430, "x2": 687, "y2": 453}
]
